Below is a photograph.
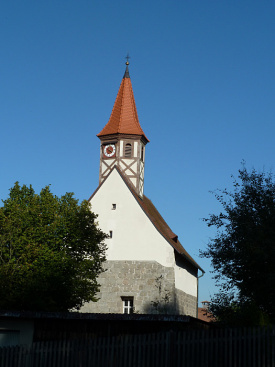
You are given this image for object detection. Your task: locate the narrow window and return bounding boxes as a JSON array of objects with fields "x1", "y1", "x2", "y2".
[
  {"x1": 109, "y1": 230, "x2": 113, "y2": 238},
  {"x1": 124, "y1": 143, "x2": 132, "y2": 157},
  {"x1": 122, "y1": 297, "x2": 134, "y2": 314},
  {"x1": 141, "y1": 146, "x2": 144, "y2": 162},
  {"x1": 112, "y1": 204, "x2": 116, "y2": 210}
]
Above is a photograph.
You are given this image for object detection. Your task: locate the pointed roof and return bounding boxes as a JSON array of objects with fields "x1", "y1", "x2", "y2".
[{"x1": 97, "y1": 63, "x2": 149, "y2": 142}]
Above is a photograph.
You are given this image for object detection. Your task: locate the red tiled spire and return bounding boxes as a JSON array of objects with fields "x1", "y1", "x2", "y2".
[{"x1": 97, "y1": 62, "x2": 149, "y2": 142}]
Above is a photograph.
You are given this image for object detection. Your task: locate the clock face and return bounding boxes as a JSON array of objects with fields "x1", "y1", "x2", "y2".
[{"x1": 103, "y1": 144, "x2": 116, "y2": 158}]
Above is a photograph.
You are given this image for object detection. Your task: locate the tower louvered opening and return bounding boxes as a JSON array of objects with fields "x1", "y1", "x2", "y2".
[{"x1": 125, "y1": 143, "x2": 132, "y2": 157}]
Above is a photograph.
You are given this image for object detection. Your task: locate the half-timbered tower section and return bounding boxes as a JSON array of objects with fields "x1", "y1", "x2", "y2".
[{"x1": 97, "y1": 62, "x2": 149, "y2": 198}]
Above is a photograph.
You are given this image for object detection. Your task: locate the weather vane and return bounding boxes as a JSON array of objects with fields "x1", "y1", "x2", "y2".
[{"x1": 125, "y1": 53, "x2": 130, "y2": 65}]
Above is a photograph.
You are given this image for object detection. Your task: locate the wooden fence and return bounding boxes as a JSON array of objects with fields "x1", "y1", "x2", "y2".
[{"x1": 0, "y1": 326, "x2": 274, "y2": 367}]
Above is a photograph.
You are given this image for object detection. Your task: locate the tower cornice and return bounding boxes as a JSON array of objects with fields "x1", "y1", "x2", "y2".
[{"x1": 98, "y1": 133, "x2": 149, "y2": 145}]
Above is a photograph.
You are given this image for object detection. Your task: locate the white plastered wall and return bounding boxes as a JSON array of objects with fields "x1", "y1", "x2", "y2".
[
  {"x1": 133, "y1": 141, "x2": 138, "y2": 156},
  {"x1": 174, "y1": 263, "x2": 197, "y2": 297},
  {"x1": 90, "y1": 169, "x2": 174, "y2": 267}
]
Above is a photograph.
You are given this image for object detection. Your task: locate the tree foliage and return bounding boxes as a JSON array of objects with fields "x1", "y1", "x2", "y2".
[
  {"x1": 0, "y1": 182, "x2": 107, "y2": 312},
  {"x1": 200, "y1": 165, "x2": 275, "y2": 325}
]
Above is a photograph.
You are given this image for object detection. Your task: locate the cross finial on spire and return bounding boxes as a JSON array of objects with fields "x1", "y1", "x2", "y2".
[{"x1": 125, "y1": 53, "x2": 130, "y2": 65}]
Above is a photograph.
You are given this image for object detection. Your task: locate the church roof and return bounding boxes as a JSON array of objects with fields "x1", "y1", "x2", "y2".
[
  {"x1": 97, "y1": 63, "x2": 149, "y2": 142},
  {"x1": 89, "y1": 166, "x2": 204, "y2": 272}
]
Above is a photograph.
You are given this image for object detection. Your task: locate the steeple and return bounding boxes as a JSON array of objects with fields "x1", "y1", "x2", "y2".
[
  {"x1": 97, "y1": 60, "x2": 149, "y2": 198},
  {"x1": 97, "y1": 61, "x2": 149, "y2": 142}
]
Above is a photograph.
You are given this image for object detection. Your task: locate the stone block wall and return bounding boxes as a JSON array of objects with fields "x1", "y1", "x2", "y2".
[
  {"x1": 175, "y1": 288, "x2": 197, "y2": 317},
  {"x1": 81, "y1": 260, "x2": 197, "y2": 316}
]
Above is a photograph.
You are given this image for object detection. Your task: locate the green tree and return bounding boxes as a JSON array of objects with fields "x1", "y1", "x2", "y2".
[
  {"x1": 200, "y1": 165, "x2": 275, "y2": 325},
  {"x1": 0, "y1": 182, "x2": 107, "y2": 312}
]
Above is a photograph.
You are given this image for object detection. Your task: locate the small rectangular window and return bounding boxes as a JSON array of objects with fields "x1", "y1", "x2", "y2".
[
  {"x1": 112, "y1": 204, "x2": 116, "y2": 210},
  {"x1": 109, "y1": 231, "x2": 113, "y2": 238},
  {"x1": 122, "y1": 297, "x2": 134, "y2": 314}
]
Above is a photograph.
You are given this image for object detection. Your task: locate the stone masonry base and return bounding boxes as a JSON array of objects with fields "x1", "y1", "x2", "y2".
[{"x1": 80, "y1": 260, "x2": 197, "y2": 316}]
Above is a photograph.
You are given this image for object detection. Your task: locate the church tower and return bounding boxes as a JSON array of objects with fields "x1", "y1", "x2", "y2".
[
  {"x1": 81, "y1": 59, "x2": 203, "y2": 316},
  {"x1": 97, "y1": 61, "x2": 149, "y2": 198}
]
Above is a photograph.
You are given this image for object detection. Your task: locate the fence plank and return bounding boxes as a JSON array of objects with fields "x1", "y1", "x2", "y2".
[{"x1": 272, "y1": 326, "x2": 275, "y2": 367}]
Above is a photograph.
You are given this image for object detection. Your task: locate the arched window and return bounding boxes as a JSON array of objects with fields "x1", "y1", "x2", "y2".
[{"x1": 124, "y1": 143, "x2": 132, "y2": 157}]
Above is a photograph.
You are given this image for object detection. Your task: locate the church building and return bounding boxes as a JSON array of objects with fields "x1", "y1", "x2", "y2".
[{"x1": 81, "y1": 61, "x2": 204, "y2": 317}]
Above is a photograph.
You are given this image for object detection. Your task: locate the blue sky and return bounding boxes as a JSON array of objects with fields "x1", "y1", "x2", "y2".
[{"x1": 1, "y1": 1, "x2": 275, "y2": 305}]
